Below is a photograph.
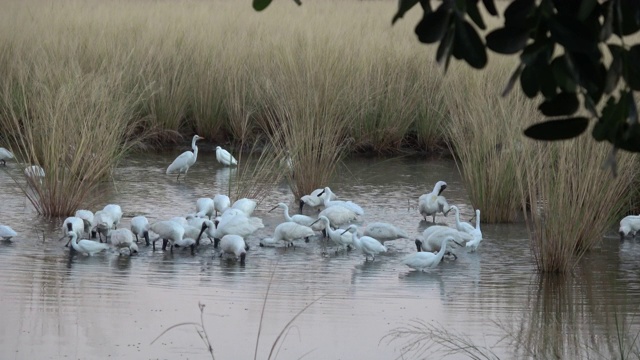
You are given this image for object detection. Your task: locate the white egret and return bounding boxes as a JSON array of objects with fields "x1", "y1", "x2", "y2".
[
  {"x1": 130, "y1": 215, "x2": 150, "y2": 245},
  {"x1": 450, "y1": 205, "x2": 475, "y2": 234},
  {"x1": 318, "y1": 205, "x2": 358, "y2": 228},
  {"x1": 207, "y1": 213, "x2": 263, "y2": 244},
  {"x1": 74, "y1": 209, "x2": 95, "y2": 237},
  {"x1": 0, "y1": 147, "x2": 14, "y2": 166},
  {"x1": 218, "y1": 234, "x2": 247, "y2": 263},
  {"x1": 62, "y1": 217, "x2": 85, "y2": 246},
  {"x1": 318, "y1": 187, "x2": 365, "y2": 216},
  {"x1": 213, "y1": 194, "x2": 230, "y2": 216},
  {"x1": 93, "y1": 210, "x2": 115, "y2": 242},
  {"x1": 341, "y1": 225, "x2": 387, "y2": 261},
  {"x1": 67, "y1": 231, "x2": 110, "y2": 256},
  {"x1": 363, "y1": 222, "x2": 409, "y2": 243},
  {"x1": 215, "y1": 146, "x2": 238, "y2": 166},
  {"x1": 299, "y1": 188, "x2": 336, "y2": 213},
  {"x1": 419, "y1": 180, "x2": 451, "y2": 223},
  {"x1": 103, "y1": 204, "x2": 123, "y2": 229},
  {"x1": 419, "y1": 225, "x2": 468, "y2": 259},
  {"x1": 166, "y1": 134, "x2": 204, "y2": 180},
  {"x1": 0, "y1": 225, "x2": 17, "y2": 241},
  {"x1": 311, "y1": 216, "x2": 353, "y2": 252},
  {"x1": 619, "y1": 215, "x2": 640, "y2": 240},
  {"x1": 196, "y1": 198, "x2": 215, "y2": 219},
  {"x1": 259, "y1": 222, "x2": 315, "y2": 248},
  {"x1": 24, "y1": 165, "x2": 45, "y2": 178},
  {"x1": 108, "y1": 228, "x2": 138, "y2": 255},
  {"x1": 269, "y1": 203, "x2": 324, "y2": 231},
  {"x1": 149, "y1": 220, "x2": 187, "y2": 252},
  {"x1": 403, "y1": 237, "x2": 454, "y2": 272},
  {"x1": 230, "y1": 198, "x2": 257, "y2": 216},
  {"x1": 466, "y1": 209, "x2": 483, "y2": 252}
]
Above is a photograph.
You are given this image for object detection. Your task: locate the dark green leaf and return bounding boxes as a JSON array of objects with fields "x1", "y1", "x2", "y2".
[
  {"x1": 454, "y1": 18, "x2": 487, "y2": 69},
  {"x1": 465, "y1": 0, "x2": 486, "y2": 30},
  {"x1": 551, "y1": 57, "x2": 577, "y2": 93},
  {"x1": 548, "y1": 17, "x2": 598, "y2": 53},
  {"x1": 578, "y1": 0, "x2": 598, "y2": 21},
  {"x1": 613, "y1": 0, "x2": 640, "y2": 36},
  {"x1": 502, "y1": 64, "x2": 525, "y2": 97},
  {"x1": 436, "y1": 26, "x2": 456, "y2": 70},
  {"x1": 520, "y1": 64, "x2": 539, "y2": 98},
  {"x1": 504, "y1": 0, "x2": 535, "y2": 28},
  {"x1": 486, "y1": 27, "x2": 529, "y2": 54},
  {"x1": 600, "y1": 0, "x2": 614, "y2": 41},
  {"x1": 482, "y1": 0, "x2": 498, "y2": 16},
  {"x1": 524, "y1": 117, "x2": 589, "y2": 141},
  {"x1": 393, "y1": 0, "x2": 421, "y2": 25},
  {"x1": 538, "y1": 92, "x2": 579, "y2": 116},
  {"x1": 605, "y1": 45, "x2": 623, "y2": 93},
  {"x1": 593, "y1": 92, "x2": 631, "y2": 143},
  {"x1": 253, "y1": 0, "x2": 272, "y2": 11},
  {"x1": 539, "y1": 65, "x2": 557, "y2": 98},
  {"x1": 415, "y1": 6, "x2": 452, "y2": 44},
  {"x1": 626, "y1": 45, "x2": 640, "y2": 90},
  {"x1": 520, "y1": 39, "x2": 554, "y2": 65}
]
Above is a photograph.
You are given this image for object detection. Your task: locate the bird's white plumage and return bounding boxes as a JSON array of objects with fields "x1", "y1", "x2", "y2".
[
  {"x1": 103, "y1": 204, "x2": 123, "y2": 229},
  {"x1": 0, "y1": 225, "x2": 17, "y2": 240},
  {"x1": 150, "y1": 220, "x2": 186, "y2": 250},
  {"x1": 318, "y1": 205, "x2": 358, "y2": 228},
  {"x1": 93, "y1": 210, "x2": 114, "y2": 241},
  {"x1": 419, "y1": 181, "x2": 450, "y2": 223},
  {"x1": 619, "y1": 215, "x2": 640, "y2": 240},
  {"x1": 74, "y1": 210, "x2": 94, "y2": 234},
  {"x1": 108, "y1": 228, "x2": 138, "y2": 255},
  {"x1": 63, "y1": 216, "x2": 85, "y2": 239},
  {"x1": 466, "y1": 209, "x2": 483, "y2": 252},
  {"x1": 450, "y1": 205, "x2": 475, "y2": 234},
  {"x1": 314, "y1": 216, "x2": 352, "y2": 251},
  {"x1": 219, "y1": 234, "x2": 247, "y2": 262},
  {"x1": 230, "y1": 198, "x2": 256, "y2": 217},
  {"x1": 196, "y1": 198, "x2": 215, "y2": 219},
  {"x1": 363, "y1": 222, "x2": 409, "y2": 243},
  {"x1": 419, "y1": 225, "x2": 470, "y2": 258},
  {"x1": 207, "y1": 213, "x2": 264, "y2": 240},
  {"x1": 299, "y1": 188, "x2": 336, "y2": 212},
  {"x1": 341, "y1": 225, "x2": 386, "y2": 261},
  {"x1": 166, "y1": 135, "x2": 203, "y2": 180},
  {"x1": 320, "y1": 187, "x2": 365, "y2": 216},
  {"x1": 0, "y1": 147, "x2": 14, "y2": 165},
  {"x1": 260, "y1": 222, "x2": 315, "y2": 247},
  {"x1": 68, "y1": 231, "x2": 110, "y2": 256},
  {"x1": 24, "y1": 165, "x2": 45, "y2": 178},
  {"x1": 215, "y1": 146, "x2": 238, "y2": 166},
  {"x1": 403, "y1": 237, "x2": 452, "y2": 271},
  {"x1": 169, "y1": 216, "x2": 189, "y2": 227},
  {"x1": 213, "y1": 194, "x2": 230, "y2": 216},
  {"x1": 271, "y1": 203, "x2": 324, "y2": 231},
  {"x1": 130, "y1": 215, "x2": 150, "y2": 245}
]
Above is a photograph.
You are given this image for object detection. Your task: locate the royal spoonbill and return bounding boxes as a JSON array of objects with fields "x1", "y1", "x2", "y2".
[
  {"x1": 311, "y1": 216, "x2": 353, "y2": 252},
  {"x1": 259, "y1": 222, "x2": 315, "y2": 248},
  {"x1": 62, "y1": 217, "x2": 85, "y2": 246},
  {"x1": 419, "y1": 225, "x2": 468, "y2": 259},
  {"x1": 218, "y1": 234, "x2": 247, "y2": 263},
  {"x1": 213, "y1": 194, "x2": 230, "y2": 216},
  {"x1": 0, "y1": 225, "x2": 17, "y2": 241},
  {"x1": 67, "y1": 231, "x2": 110, "y2": 256},
  {"x1": 318, "y1": 187, "x2": 365, "y2": 216},
  {"x1": 450, "y1": 205, "x2": 475, "y2": 234},
  {"x1": 0, "y1": 147, "x2": 14, "y2": 166},
  {"x1": 363, "y1": 222, "x2": 409, "y2": 243},
  {"x1": 74, "y1": 210, "x2": 95, "y2": 237},
  {"x1": 130, "y1": 215, "x2": 150, "y2": 245},
  {"x1": 108, "y1": 228, "x2": 138, "y2": 255},
  {"x1": 341, "y1": 225, "x2": 387, "y2": 261},
  {"x1": 318, "y1": 205, "x2": 358, "y2": 229},
  {"x1": 619, "y1": 215, "x2": 640, "y2": 240},
  {"x1": 270, "y1": 203, "x2": 324, "y2": 231},
  {"x1": 403, "y1": 237, "x2": 454, "y2": 271},
  {"x1": 466, "y1": 209, "x2": 483, "y2": 252},
  {"x1": 215, "y1": 146, "x2": 238, "y2": 166},
  {"x1": 299, "y1": 188, "x2": 336, "y2": 213},
  {"x1": 169, "y1": 216, "x2": 189, "y2": 227},
  {"x1": 230, "y1": 198, "x2": 257, "y2": 216},
  {"x1": 419, "y1": 181, "x2": 451, "y2": 223},
  {"x1": 93, "y1": 210, "x2": 115, "y2": 242},
  {"x1": 103, "y1": 204, "x2": 123, "y2": 229},
  {"x1": 196, "y1": 198, "x2": 215, "y2": 219},
  {"x1": 166, "y1": 134, "x2": 204, "y2": 180},
  {"x1": 200, "y1": 213, "x2": 263, "y2": 246},
  {"x1": 150, "y1": 220, "x2": 187, "y2": 252}
]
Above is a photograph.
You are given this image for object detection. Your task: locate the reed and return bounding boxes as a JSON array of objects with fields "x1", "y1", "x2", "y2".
[
  {"x1": 445, "y1": 59, "x2": 539, "y2": 223},
  {"x1": 516, "y1": 133, "x2": 636, "y2": 273}
]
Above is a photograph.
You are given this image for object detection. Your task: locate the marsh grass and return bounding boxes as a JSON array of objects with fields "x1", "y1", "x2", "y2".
[
  {"x1": 445, "y1": 60, "x2": 540, "y2": 223},
  {"x1": 516, "y1": 133, "x2": 636, "y2": 273},
  {"x1": 226, "y1": 139, "x2": 284, "y2": 204},
  {"x1": 0, "y1": 63, "x2": 148, "y2": 217}
]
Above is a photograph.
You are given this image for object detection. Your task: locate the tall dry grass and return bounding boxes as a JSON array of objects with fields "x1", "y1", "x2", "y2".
[
  {"x1": 445, "y1": 59, "x2": 540, "y2": 223},
  {"x1": 516, "y1": 132, "x2": 636, "y2": 273}
]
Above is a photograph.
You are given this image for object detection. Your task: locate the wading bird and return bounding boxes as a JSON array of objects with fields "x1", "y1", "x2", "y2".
[
  {"x1": 419, "y1": 225, "x2": 468, "y2": 259},
  {"x1": 196, "y1": 198, "x2": 215, "y2": 219},
  {"x1": 150, "y1": 220, "x2": 189, "y2": 252},
  {"x1": 74, "y1": 210, "x2": 95, "y2": 237},
  {"x1": 218, "y1": 234, "x2": 247, "y2": 263},
  {"x1": 341, "y1": 225, "x2": 387, "y2": 261},
  {"x1": 466, "y1": 209, "x2": 483, "y2": 252},
  {"x1": 318, "y1": 205, "x2": 358, "y2": 229},
  {"x1": 419, "y1": 181, "x2": 451, "y2": 223},
  {"x1": 67, "y1": 227, "x2": 110, "y2": 256},
  {"x1": 311, "y1": 216, "x2": 353, "y2": 253},
  {"x1": 363, "y1": 222, "x2": 409, "y2": 243},
  {"x1": 318, "y1": 187, "x2": 365, "y2": 216},
  {"x1": 103, "y1": 204, "x2": 123, "y2": 229},
  {"x1": 213, "y1": 194, "x2": 230, "y2": 216},
  {"x1": 619, "y1": 215, "x2": 640, "y2": 240},
  {"x1": 108, "y1": 228, "x2": 138, "y2": 256},
  {"x1": 450, "y1": 205, "x2": 475, "y2": 234},
  {"x1": 270, "y1": 202, "x2": 324, "y2": 231},
  {"x1": 260, "y1": 222, "x2": 315, "y2": 248},
  {"x1": 93, "y1": 210, "x2": 115, "y2": 243},
  {"x1": 62, "y1": 216, "x2": 85, "y2": 247},
  {"x1": 0, "y1": 147, "x2": 14, "y2": 166},
  {"x1": 403, "y1": 237, "x2": 454, "y2": 272},
  {"x1": 230, "y1": 198, "x2": 257, "y2": 217},
  {"x1": 299, "y1": 188, "x2": 335, "y2": 213},
  {"x1": 215, "y1": 146, "x2": 238, "y2": 166},
  {"x1": 166, "y1": 134, "x2": 204, "y2": 180},
  {"x1": 0, "y1": 225, "x2": 17, "y2": 241},
  {"x1": 130, "y1": 215, "x2": 150, "y2": 245}
]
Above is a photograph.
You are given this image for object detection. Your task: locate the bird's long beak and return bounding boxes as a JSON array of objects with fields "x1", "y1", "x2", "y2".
[
  {"x1": 438, "y1": 184, "x2": 447, "y2": 196},
  {"x1": 299, "y1": 199, "x2": 305, "y2": 213},
  {"x1": 268, "y1": 205, "x2": 278, "y2": 213},
  {"x1": 452, "y1": 239, "x2": 462, "y2": 247},
  {"x1": 316, "y1": 189, "x2": 325, "y2": 197},
  {"x1": 310, "y1": 218, "x2": 321, "y2": 226},
  {"x1": 340, "y1": 229, "x2": 349, "y2": 235}
]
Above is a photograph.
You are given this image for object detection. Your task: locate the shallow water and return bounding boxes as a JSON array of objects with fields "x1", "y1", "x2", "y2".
[{"x1": 1, "y1": 153, "x2": 639, "y2": 360}]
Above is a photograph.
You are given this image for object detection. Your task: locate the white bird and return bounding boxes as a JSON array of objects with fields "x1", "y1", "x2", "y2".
[
  {"x1": 74, "y1": 209, "x2": 95, "y2": 237},
  {"x1": 92, "y1": 210, "x2": 114, "y2": 242},
  {"x1": 311, "y1": 216, "x2": 353, "y2": 252},
  {"x1": 218, "y1": 234, "x2": 247, "y2": 263},
  {"x1": 259, "y1": 222, "x2": 315, "y2": 248},
  {"x1": 108, "y1": 228, "x2": 138, "y2": 255},
  {"x1": 0, "y1": 147, "x2": 14, "y2": 166},
  {"x1": 203, "y1": 213, "x2": 264, "y2": 246},
  {"x1": 213, "y1": 194, "x2": 230, "y2": 216},
  {"x1": 149, "y1": 220, "x2": 187, "y2": 252},
  {"x1": 363, "y1": 222, "x2": 409, "y2": 243},
  {"x1": 318, "y1": 205, "x2": 358, "y2": 228},
  {"x1": 169, "y1": 216, "x2": 189, "y2": 228},
  {"x1": 166, "y1": 134, "x2": 204, "y2": 180},
  {"x1": 24, "y1": 165, "x2": 45, "y2": 178},
  {"x1": 215, "y1": 146, "x2": 238, "y2": 166},
  {"x1": 419, "y1": 180, "x2": 451, "y2": 223},
  {"x1": 0, "y1": 225, "x2": 17, "y2": 241},
  {"x1": 230, "y1": 198, "x2": 257, "y2": 217},
  {"x1": 299, "y1": 188, "x2": 336, "y2": 213},
  {"x1": 173, "y1": 237, "x2": 197, "y2": 253},
  {"x1": 466, "y1": 209, "x2": 483, "y2": 252},
  {"x1": 420, "y1": 225, "x2": 469, "y2": 259},
  {"x1": 450, "y1": 205, "x2": 475, "y2": 234},
  {"x1": 341, "y1": 225, "x2": 387, "y2": 261},
  {"x1": 403, "y1": 237, "x2": 453, "y2": 272},
  {"x1": 62, "y1": 217, "x2": 85, "y2": 246},
  {"x1": 130, "y1": 215, "x2": 150, "y2": 245},
  {"x1": 196, "y1": 198, "x2": 215, "y2": 219},
  {"x1": 619, "y1": 215, "x2": 640, "y2": 240},
  {"x1": 319, "y1": 187, "x2": 365, "y2": 216},
  {"x1": 269, "y1": 202, "x2": 324, "y2": 231},
  {"x1": 67, "y1": 231, "x2": 110, "y2": 256},
  {"x1": 103, "y1": 204, "x2": 123, "y2": 229}
]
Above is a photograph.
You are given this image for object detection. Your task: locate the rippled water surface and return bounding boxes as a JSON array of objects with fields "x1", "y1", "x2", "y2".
[{"x1": 1, "y1": 152, "x2": 639, "y2": 360}]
